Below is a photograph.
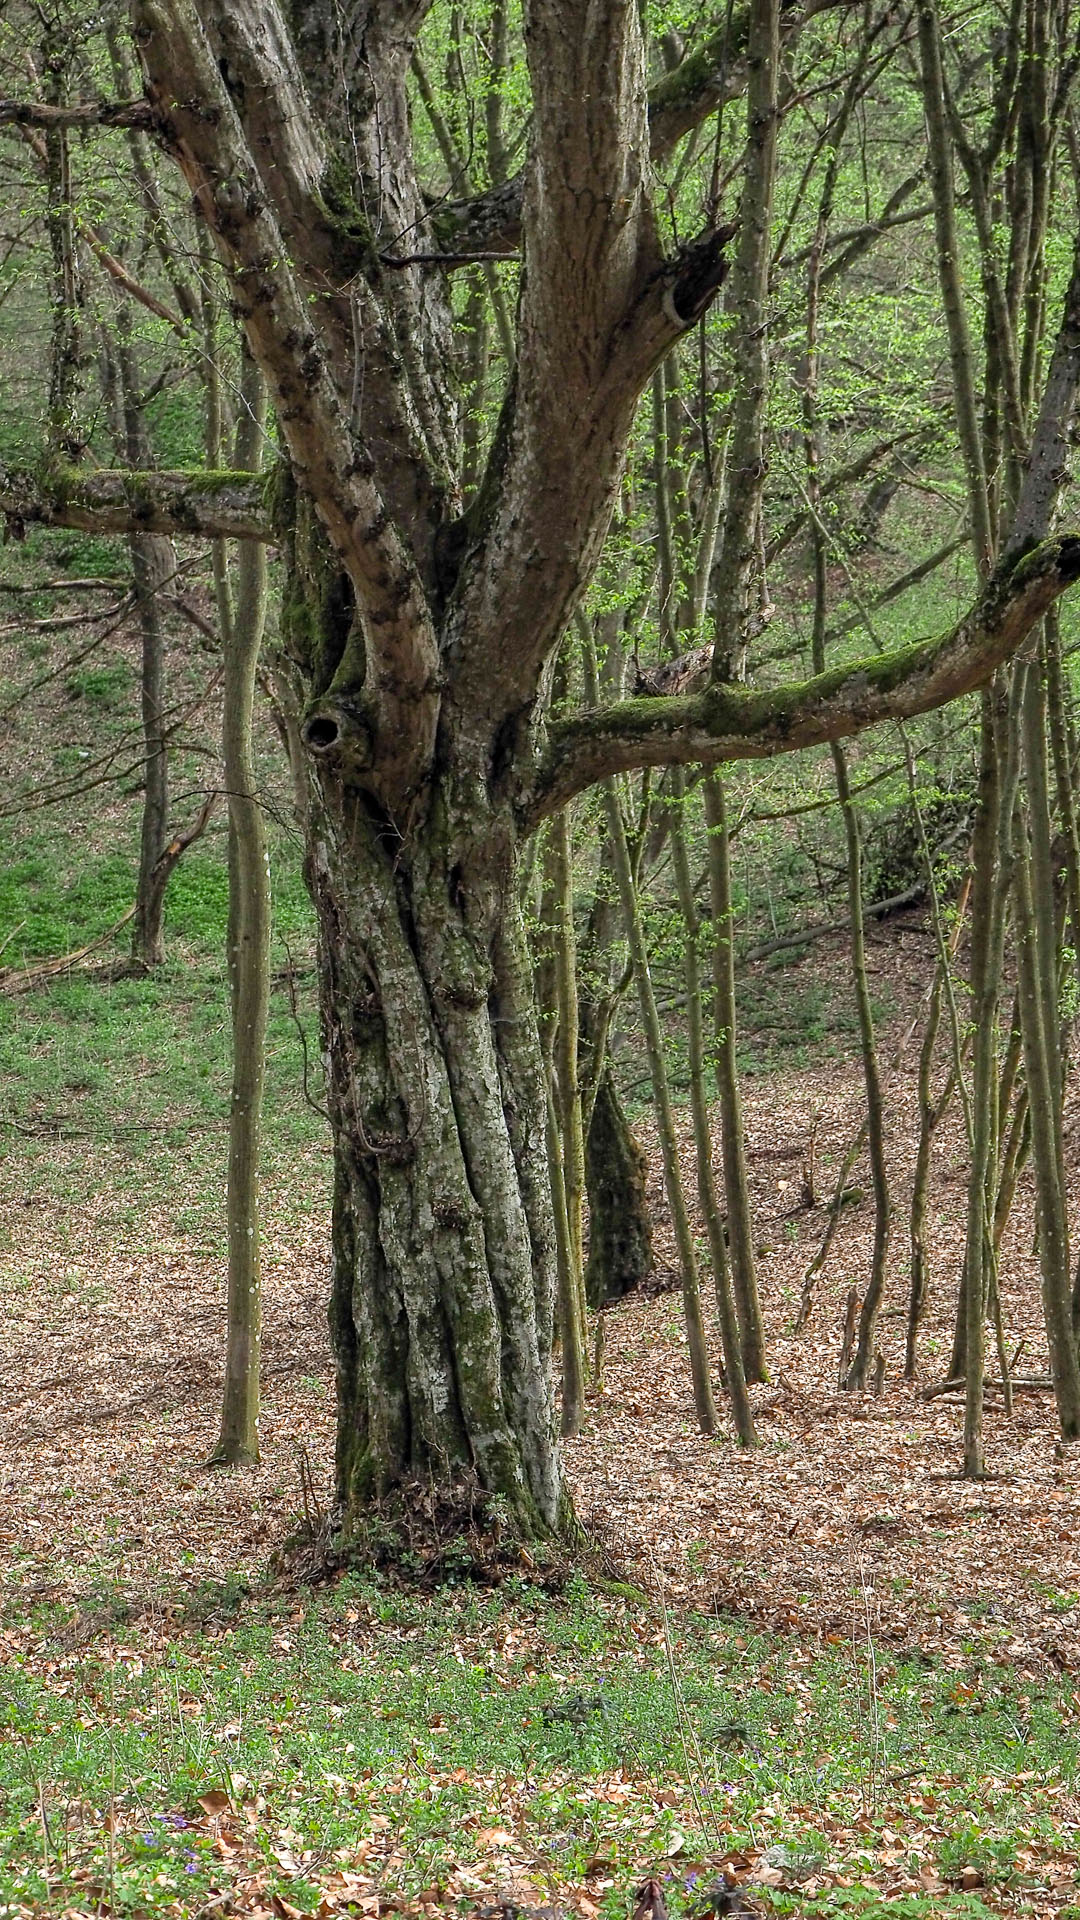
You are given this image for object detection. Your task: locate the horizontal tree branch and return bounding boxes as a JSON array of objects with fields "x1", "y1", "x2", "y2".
[
  {"x1": 528, "y1": 536, "x2": 1080, "y2": 821},
  {"x1": 0, "y1": 465, "x2": 274, "y2": 542},
  {"x1": 0, "y1": 94, "x2": 156, "y2": 129},
  {"x1": 0, "y1": 94, "x2": 157, "y2": 131}
]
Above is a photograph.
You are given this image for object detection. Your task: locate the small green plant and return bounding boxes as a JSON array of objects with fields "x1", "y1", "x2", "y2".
[
  {"x1": 936, "y1": 1823, "x2": 1020, "y2": 1887},
  {"x1": 64, "y1": 662, "x2": 131, "y2": 707}
]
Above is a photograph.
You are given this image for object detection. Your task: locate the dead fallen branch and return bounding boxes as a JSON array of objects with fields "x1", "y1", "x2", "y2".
[
  {"x1": 920, "y1": 1373, "x2": 1054, "y2": 1400},
  {"x1": 0, "y1": 906, "x2": 135, "y2": 994}
]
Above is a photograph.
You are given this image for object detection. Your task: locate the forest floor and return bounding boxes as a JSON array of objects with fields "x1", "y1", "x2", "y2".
[{"x1": 3, "y1": 925, "x2": 1080, "y2": 1920}]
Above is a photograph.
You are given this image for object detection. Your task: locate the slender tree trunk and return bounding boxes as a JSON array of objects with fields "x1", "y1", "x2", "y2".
[
  {"x1": 42, "y1": 45, "x2": 81, "y2": 450},
  {"x1": 550, "y1": 808, "x2": 588, "y2": 1360},
  {"x1": 834, "y1": 752, "x2": 892, "y2": 1390},
  {"x1": 602, "y1": 772, "x2": 718, "y2": 1436},
  {"x1": 546, "y1": 1077, "x2": 586, "y2": 1439},
  {"x1": 537, "y1": 812, "x2": 587, "y2": 1438},
  {"x1": 113, "y1": 321, "x2": 179, "y2": 971},
  {"x1": 907, "y1": 965, "x2": 947, "y2": 1379},
  {"x1": 700, "y1": 0, "x2": 780, "y2": 1379},
  {"x1": 799, "y1": 154, "x2": 890, "y2": 1391},
  {"x1": 703, "y1": 772, "x2": 767, "y2": 1380},
  {"x1": 993, "y1": 1087, "x2": 1030, "y2": 1253},
  {"x1": 212, "y1": 357, "x2": 270, "y2": 1466},
  {"x1": 671, "y1": 771, "x2": 756, "y2": 1444},
  {"x1": 1014, "y1": 655, "x2": 1080, "y2": 1440},
  {"x1": 129, "y1": 527, "x2": 175, "y2": 969},
  {"x1": 959, "y1": 687, "x2": 1017, "y2": 1474},
  {"x1": 916, "y1": 0, "x2": 995, "y2": 571}
]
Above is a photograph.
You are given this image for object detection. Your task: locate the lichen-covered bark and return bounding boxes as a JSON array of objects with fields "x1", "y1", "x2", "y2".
[{"x1": 299, "y1": 716, "x2": 561, "y2": 1533}]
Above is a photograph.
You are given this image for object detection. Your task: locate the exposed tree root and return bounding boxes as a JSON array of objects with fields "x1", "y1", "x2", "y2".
[{"x1": 272, "y1": 1472, "x2": 644, "y2": 1599}]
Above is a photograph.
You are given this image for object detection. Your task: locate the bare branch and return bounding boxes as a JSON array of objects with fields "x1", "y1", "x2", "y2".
[
  {"x1": 81, "y1": 226, "x2": 190, "y2": 335},
  {"x1": 0, "y1": 465, "x2": 273, "y2": 541},
  {"x1": 0, "y1": 95, "x2": 157, "y2": 131}
]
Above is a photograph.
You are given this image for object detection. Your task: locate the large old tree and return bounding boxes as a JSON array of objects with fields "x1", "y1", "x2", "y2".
[{"x1": 5, "y1": 0, "x2": 1080, "y2": 1534}]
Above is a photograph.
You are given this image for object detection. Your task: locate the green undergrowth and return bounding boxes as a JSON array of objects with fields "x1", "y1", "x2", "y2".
[
  {"x1": 0, "y1": 525, "x2": 323, "y2": 1223},
  {"x1": 0, "y1": 815, "x2": 324, "y2": 1226},
  {"x1": 1, "y1": 1577, "x2": 1077, "y2": 1917}
]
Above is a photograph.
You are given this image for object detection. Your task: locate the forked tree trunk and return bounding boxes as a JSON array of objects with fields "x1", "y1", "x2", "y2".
[
  {"x1": 297, "y1": 735, "x2": 564, "y2": 1535},
  {"x1": 16, "y1": 0, "x2": 1080, "y2": 1533}
]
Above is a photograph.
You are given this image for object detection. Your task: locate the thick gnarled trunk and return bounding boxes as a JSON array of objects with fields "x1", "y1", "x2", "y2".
[{"x1": 302, "y1": 762, "x2": 562, "y2": 1535}]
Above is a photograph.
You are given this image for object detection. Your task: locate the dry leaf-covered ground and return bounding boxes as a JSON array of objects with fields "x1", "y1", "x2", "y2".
[{"x1": 2, "y1": 965, "x2": 1078, "y2": 1678}]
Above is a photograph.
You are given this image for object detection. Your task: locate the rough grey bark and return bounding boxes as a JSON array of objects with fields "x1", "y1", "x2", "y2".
[{"x1": 305, "y1": 748, "x2": 563, "y2": 1531}]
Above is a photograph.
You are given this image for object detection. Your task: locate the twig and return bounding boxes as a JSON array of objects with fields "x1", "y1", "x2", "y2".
[
  {"x1": 282, "y1": 939, "x2": 329, "y2": 1120},
  {"x1": 795, "y1": 1121, "x2": 868, "y2": 1331},
  {"x1": 0, "y1": 906, "x2": 135, "y2": 994}
]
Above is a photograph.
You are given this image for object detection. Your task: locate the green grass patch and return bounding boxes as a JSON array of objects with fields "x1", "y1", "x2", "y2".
[
  {"x1": 0, "y1": 800, "x2": 322, "y2": 1224},
  {"x1": 1, "y1": 1581, "x2": 1076, "y2": 1918}
]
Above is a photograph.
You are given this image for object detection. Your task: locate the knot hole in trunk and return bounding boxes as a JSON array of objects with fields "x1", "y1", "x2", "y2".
[{"x1": 304, "y1": 712, "x2": 342, "y2": 752}]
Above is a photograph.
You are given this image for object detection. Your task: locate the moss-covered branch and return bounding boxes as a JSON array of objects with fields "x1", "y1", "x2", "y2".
[
  {"x1": 0, "y1": 463, "x2": 275, "y2": 542},
  {"x1": 529, "y1": 537, "x2": 1080, "y2": 822},
  {"x1": 0, "y1": 94, "x2": 157, "y2": 131},
  {"x1": 647, "y1": 1, "x2": 755, "y2": 161}
]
